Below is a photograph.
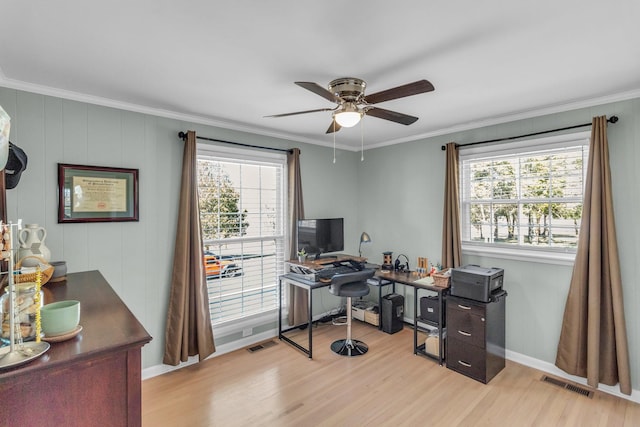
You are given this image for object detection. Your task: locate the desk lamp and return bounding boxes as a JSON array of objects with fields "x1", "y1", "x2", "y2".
[{"x1": 358, "y1": 232, "x2": 371, "y2": 257}]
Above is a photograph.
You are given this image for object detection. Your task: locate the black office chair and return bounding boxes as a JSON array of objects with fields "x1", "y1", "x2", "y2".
[{"x1": 328, "y1": 269, "x2": 375, "y2": 356}]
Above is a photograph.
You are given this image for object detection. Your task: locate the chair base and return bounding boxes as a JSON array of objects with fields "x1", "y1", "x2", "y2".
[
  {"x1": 332, "y1": 315, "x2": 347, "y2": 326},
  {"x1": 331, "y1": 339, "x2": 368, "y2": 357}
]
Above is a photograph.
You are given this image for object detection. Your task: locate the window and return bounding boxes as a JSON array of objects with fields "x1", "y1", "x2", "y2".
[
  {"x1": 197, "y1": 144, "x2": 285, "y2": 325},
  {"x1": 459, "y1": 132, "x2": 590, "y2": 263}
]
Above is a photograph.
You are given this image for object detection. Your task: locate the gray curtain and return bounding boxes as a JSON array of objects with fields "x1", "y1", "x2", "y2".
[
  {"x1": 555, "y1": 116, "x2": 631, "y2": 395},
  {"x1": 441, "y1": 142, "x2": 462, "y2": 268},
  {"x1": 163, "y1": 130, "x2": 216, "y2": 365},
  {"x1": 287, "y1": 148, "x2": 307, "y2": 326}
]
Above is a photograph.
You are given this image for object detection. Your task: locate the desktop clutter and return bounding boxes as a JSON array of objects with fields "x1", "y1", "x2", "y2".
[{"x1": 379, "y1": 251, "x2": 452, "y2": 288}]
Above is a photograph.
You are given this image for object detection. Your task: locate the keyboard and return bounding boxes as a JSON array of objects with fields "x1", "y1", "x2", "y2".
[{"x1": 316, "y1": 265, "x2": 357, "y2": 280}]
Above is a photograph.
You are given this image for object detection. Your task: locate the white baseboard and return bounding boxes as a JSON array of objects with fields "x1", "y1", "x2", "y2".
[
  {"x1": 142, "y1": 308, "x2": 343, "y2": 380},
  {"x1": 142, "y1": 355, "x2": 199, "y2": 380},
  {"x1": 142, "y1": 328, "x2": 278, "y2": 380},
  {"x1": 506, "y1": 349, "x2": 639, "y2": 404}
]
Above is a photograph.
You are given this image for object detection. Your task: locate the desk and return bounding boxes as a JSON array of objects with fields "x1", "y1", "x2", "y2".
[
  {"x1": 279, "y1": 269, "x2": 447, "y2": 364},
  {"x1": 0, "y1": 271, "x2": 152, "y2": 427}
]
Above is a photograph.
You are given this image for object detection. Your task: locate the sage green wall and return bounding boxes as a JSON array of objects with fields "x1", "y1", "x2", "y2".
[
  {"x1": 0, "y1": 87, "x2": 360, "y2": 368},
  {"x1": 358, "y1": 97, "x2": 640, "y2": 391}
]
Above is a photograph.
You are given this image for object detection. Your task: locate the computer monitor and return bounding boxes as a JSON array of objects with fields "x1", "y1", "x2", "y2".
[{"x1": 297, "y1": 218, "x2": 344, "y2": 259}]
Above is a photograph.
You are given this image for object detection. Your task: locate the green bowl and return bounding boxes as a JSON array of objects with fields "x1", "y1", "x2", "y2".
[{"x1": 41, "y1": 300, "x2": 80, "y2": 336}]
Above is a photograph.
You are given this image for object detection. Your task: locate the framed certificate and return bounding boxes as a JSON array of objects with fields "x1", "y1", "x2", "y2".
[{"x1": 58, "y1": 164, "x2": 139, "y2": 223}]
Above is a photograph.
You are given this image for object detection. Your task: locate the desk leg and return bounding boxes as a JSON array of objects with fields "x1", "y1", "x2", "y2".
[
  {"x1": 308, "y1": 286, "x2": 313, "y2": 359},
  {"x1": 278, "y1": 278, "x2": 283, "y2": 340},
  {"x1": 413, "y1": 286, "x2": 418, "y2": 355},
  {"x1": 438, "y1": 289, "x2": 446, "y2": 366},
  {"x1": 278, "y1": 279, "x2": 313, "y2": 358},
  {"x1": 378, "y1": 284, "x2": 383, "y2": 330}
]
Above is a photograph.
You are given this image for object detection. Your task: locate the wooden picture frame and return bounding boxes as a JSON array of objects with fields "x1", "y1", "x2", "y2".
[{"x1": 58, "y1": 163, "x2": 139, "y2": 223}]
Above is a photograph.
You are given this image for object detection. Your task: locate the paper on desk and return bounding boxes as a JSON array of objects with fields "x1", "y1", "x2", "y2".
[{"x1": 413, "y1": 276, "x2": 435, "y2": 286}]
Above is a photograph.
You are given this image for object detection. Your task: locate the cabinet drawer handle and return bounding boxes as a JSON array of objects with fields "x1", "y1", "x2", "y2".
[
  {"x1": 457, "y1": 330, "x2": 471, "y2": 337},
  {"x1": 457, "y1": 304, "x2": 472, "y2": 310},
  {"x1": 458, "y1": 360, "x2": 471, "y2": 368}
]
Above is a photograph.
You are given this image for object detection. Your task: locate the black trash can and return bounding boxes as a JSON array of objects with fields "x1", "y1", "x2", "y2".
[{"x1": 381, "y1": 293, "x2": 404, "y2": 334}]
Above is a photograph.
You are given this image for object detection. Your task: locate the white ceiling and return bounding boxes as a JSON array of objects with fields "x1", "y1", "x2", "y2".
[{"x1": 1, "y1": 1, "x2": 639, "y2": 151}]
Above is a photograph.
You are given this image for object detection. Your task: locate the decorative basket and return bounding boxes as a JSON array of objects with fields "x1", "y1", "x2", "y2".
[
  {"x1": 14, "y1": 256, "x2": 54, "y2": 285},
  {"x1": 431, "y1": 271, "x2": 451, "y2": 288}
]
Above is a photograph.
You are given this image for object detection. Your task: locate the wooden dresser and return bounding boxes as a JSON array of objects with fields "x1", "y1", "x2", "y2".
[{"x1": 0, "y1": 270, "x2": 152, "y2": 426}]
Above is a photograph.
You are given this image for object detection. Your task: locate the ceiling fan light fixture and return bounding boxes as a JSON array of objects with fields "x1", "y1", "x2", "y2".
[{"x1": 334, "y1": 105, "x2": 362, "y2": 128}]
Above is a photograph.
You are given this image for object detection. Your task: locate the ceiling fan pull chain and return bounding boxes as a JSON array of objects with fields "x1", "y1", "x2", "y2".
[{"x1": 333, "y1": 120, "x2": 336, "y2": 164}]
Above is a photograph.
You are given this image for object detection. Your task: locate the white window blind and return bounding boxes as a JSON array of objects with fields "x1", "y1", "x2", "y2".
[
  {"x1": 459, "y1": 132, "x2": 590, "y2": 259},
  {"x1": 197, "y1": 145, "x2": 285, "y2": 325}
]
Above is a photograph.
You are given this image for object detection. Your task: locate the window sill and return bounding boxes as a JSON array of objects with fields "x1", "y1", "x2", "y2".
[{"x1": 462, "y1": 244, "x2": 576, "y2": 266}]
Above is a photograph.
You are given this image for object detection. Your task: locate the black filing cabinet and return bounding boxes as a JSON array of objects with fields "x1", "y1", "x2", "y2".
[{"x1": 446, "y1": 292, "x2": 506, "y2": 383}]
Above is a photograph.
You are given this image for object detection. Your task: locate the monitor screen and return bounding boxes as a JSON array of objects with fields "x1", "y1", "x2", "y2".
[{"x1": 297, "y1": 218, "x2": 344, "y2": 258}]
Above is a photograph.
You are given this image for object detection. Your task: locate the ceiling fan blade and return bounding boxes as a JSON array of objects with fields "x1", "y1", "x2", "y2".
[
  {"x1": 325, "y1": 120, "x2": 342, "y2": 134},
  {"x1": 364, "y1": 79, "x2": 434, "y2": 104},
  {"x1": 264, "y1": 107, "x2": 335, "y2": 118},
  {"x1": 365, "y1": 107, "x2": 419, "y2": 125},
  {"x1": 295, "y1": 81, "x2": 340, "y2": 103}
]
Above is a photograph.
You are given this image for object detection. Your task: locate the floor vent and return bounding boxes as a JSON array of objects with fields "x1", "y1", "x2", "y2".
[
  {"x1": 541, "y1": 375, "x2": 594, "y2": 398},
  {"x1": 247, "y1": 340, "x2": 277, "y2": 353}
]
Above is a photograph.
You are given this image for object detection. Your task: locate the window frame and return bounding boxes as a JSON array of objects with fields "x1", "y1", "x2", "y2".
[
  {"x1": 197, "y1": 143, "x2": 287, "y2": 334},
  {"x1": 459, "y1": 131, "x2": 591, "y2": 265}
]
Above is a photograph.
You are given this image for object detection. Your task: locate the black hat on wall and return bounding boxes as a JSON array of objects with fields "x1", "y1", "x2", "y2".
[{"x1": 5, "y1": 142, "x2": 28, "y2": 189}]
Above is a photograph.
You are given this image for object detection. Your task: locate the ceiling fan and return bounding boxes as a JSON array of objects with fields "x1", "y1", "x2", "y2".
[{"x1": 265, "y1": 77, "x2": 435, "y2": 133}]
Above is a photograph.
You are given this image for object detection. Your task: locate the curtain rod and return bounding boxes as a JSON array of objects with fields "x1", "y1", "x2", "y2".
[
  {"x1": 441, "y1": 115, "x2": 619, "y2": 151},
  {"x1": 178, "y1": 131, "x2": 294, "y2": 154}
]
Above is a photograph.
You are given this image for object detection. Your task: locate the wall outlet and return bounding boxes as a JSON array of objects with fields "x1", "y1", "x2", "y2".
[{"x1": 242, "y1": 328, "x2": 253, "y2": 337}]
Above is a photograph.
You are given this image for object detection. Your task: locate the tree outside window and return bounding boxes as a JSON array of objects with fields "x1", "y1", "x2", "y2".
[
  {"x1": 463, "y1": 142, "x2": 587, "y2": 251},
  {"x1": 198, "y1": 160, "x2": 249, "y2": 240}
]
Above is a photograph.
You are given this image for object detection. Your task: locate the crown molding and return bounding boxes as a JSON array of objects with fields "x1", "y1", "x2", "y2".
[
  {"x1": 0, "y1": 74, "x2": 357, "y2": 151},
  {"x1": 2, "y1": 72, "x2": 638, "y2": 153},
  {"x1": 365, "y1": 88, "x2": 640, "y2": 150}
]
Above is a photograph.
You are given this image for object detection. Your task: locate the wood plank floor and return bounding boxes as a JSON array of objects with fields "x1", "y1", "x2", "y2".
[{"x1": 142, "y1": 321, "x2": 639, "y2": 426}]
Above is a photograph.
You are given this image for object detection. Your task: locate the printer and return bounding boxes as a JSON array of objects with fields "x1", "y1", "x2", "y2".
[{"x1": 450, "y1": 264, "x2": 504, "y2": 303}]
